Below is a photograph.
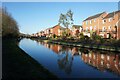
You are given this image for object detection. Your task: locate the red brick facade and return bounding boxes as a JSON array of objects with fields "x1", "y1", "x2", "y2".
[
  {"x1": 51, "y1": 25, "x2": 61, "y2": 36},
  {"x1": 82, "y1": 10, "x2": 120, "y2": 39}
]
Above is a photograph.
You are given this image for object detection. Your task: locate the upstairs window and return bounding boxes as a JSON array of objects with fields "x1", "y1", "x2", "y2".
[
  {"x1": 109, "y1": 18, "x2": 112, "y2": 22},
  {"x1": 90, "y1": 20, "x2": 92, "y2": 24},
  {"x1": 102, "y1": 20, "x2": 106, "y2": 24},
  {"x1": 94, "y1": 19, "x2": 96, "y2": 22},
  {"x1": 86, "y1": 21, "x2": 88, "y2": 25}
]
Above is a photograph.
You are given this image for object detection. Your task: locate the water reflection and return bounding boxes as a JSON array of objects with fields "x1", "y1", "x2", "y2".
[
  {"x1": 58, "y1": 49, "x2": 73, "y2": 74},
  {"x1": 81, "y1": 51, "x2": 120, "y2": 76},
  {"x1": 19, "y1": 39, "x2": 120, "y2": 78},
  {"x1": 35, "y1": 39, "x2": 120, "y2": 76}
]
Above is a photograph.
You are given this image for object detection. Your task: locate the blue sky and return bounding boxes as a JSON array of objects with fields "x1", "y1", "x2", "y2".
[{"x1": 2, "y1": 2, "x2": 118, "y2": 34}]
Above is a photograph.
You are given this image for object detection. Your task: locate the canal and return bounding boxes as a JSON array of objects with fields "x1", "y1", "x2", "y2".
[{"x1": 19, "y1": 38, "x2": 120, "y2": 78}]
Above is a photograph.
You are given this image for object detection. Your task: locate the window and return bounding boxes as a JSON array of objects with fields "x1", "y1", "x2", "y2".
[
  {"x1": 102, "y1": 26, "x2": 106, "y2": 32},
  {"x1": 102, "y1": 20, "x2": 104, "y2": 24},
  {"x1": 86, "y1": 21, "x2": 88, "y2": 25},
  {"x1": 94, "y1": 19, "x2": 96, "y2": 22},
  {"x1": 102, "y1": 20, "x2": 106, "y2": 24},
  {"x1": 90, "y1": 26, "x2": 92, "y2": 31},
  {"x1": 108, "y1": 26, "x2": 111, "y2": 30},
  {"x1": 109, "y1": 18, "x2": 112, "y2": 22},
  {"x1": 90, "y1": 20, "x2": 92, "y2": 24},
  {"x1": 86, "y1": 27, "x2": 88, "y2": 32}
]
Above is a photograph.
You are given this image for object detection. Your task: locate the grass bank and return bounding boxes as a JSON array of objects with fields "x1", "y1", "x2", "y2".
[
  {"x1": 48, "y1": 40, "x2": 120, "y2": 52},
  {"x1": 2, "y1": 38, "x2": 58, "y2": 79}
]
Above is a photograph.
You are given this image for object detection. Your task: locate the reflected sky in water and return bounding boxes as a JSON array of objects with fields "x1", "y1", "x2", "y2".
[{"x1": 19, "y1": 38, "x2": 120, "y2": 78}]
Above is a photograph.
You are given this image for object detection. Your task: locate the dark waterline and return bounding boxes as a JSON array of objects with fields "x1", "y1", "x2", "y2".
[{"x1": 19, "y1": 38, "x2": 120, "y2": 78}]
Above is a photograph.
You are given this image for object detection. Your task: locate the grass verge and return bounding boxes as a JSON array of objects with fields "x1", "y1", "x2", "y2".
[{"x1": 2, "y1": 38, "x2": 58, "y2": 79}]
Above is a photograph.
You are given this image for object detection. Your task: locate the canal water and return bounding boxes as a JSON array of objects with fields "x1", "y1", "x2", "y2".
[{"x1": 19, "y1": 38, "x2": 120, "y2": 78}]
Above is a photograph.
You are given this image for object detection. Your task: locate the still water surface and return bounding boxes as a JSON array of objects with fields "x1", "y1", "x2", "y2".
[{"x1": 19, "y1": 38, "x2": 120, "y2": 78}]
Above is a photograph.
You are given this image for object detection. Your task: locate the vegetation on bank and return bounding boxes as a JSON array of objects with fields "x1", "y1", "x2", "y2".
[
  {"x1": 3, "y1": 39, "x2": 58, "y2": 79},
  {"x1": 31, "y1": 32, "x2": 120, "y2": 52},
  {"x1": 1, "y1": 8, "x2": 19, "y2": 38},
  {"x1": 47, "y1": 34, "x2": 120, "y2": 52}
]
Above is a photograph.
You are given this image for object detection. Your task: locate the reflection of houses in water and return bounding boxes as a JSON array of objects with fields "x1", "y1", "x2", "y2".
[
  {"x1": 71, "y1": 47, "x2": 79, "y2": 56},
  {"x1": 81, "y1": 51, "x2": 120, "y2": 75},
  {"x1": 51, "y1": 44, "x2": 62, "y2": 54},
  {"x1": 36, "y1": 41, "x2": 44, "y2": 45},
  {"x1": 36, "y1": 40, "x2": 62, "y2": 54},
  {"x1": 44, "y1": 44, "x2": 62, "y2": 54},
  {"x1": 34, "y1": 41, "x2": 120, "y2": 76}
]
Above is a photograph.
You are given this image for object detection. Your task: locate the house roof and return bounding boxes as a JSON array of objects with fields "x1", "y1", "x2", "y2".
[
  {"x1": 51, "y1": 24, "x2": 66, "y2": 30},
  {"x1": 40, "y1": 31, "x2": 44, "y2": 33},
  {"x1": 72, "y1": 25, "x2": 82, "y2": 29},
  {"x1": 103, "y1": 10, "x2": 120, "y2": 19},
  {"x1": 59, "y1": 27, "x2": 66, "y2": 30},
  {"x1": 83, "y1": 12, "x2": 106, "y2": 21},
  {"x1": 52, "y1": 24, "x2": 60, "y2": 28}
]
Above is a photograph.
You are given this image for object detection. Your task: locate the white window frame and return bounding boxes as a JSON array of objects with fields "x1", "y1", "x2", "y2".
[
  {"x1": 86, "y1": 21, "x2": 88, "y2": 25},
  {"x1": 86, "y1": 27, "x2": 88, "y2": 31},
  {"x1": 109, "y1": 18, "x2": 112, "y2": 22},
  {"x1": 94, "y1": 19, "x2": 96, "y2": 22},
  {"x1": 102, "y1": 20, "x2": 105, "y2": 24},
  {"x1": 90, "y1": 20, "x2": 92, "y2": 24},
  {"x1": 90, "y1": 26, "x2": 92, "y2": 31},
  {"x1": 108, "y1": 26, "x2": 111, "y2": 30},
  {"x1": 102, "y1": 26, "x2": 105, "y2": 32}
]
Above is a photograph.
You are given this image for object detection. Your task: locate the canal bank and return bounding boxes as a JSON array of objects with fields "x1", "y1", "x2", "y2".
[
  {"x1": 33, "y1": 38, "x2": 120, "y2": 52},
  {"x1": 2, "y1": 38, "x2": 58, "y2": 79},
  {"x1": 48, "y1": 40, "x2": 120, "y2": 52}
]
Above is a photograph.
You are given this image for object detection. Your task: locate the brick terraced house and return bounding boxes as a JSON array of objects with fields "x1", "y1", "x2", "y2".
[{"x1": 82, "y1": 10, "x2": 120, "y2": 39}]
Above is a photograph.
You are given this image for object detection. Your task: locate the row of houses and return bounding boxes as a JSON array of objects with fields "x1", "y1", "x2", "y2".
[
  {"x1": 32, "y1": 10, "x2": 120, "y2": 39},
  {"x1": 83, "y1": 10, "x2": 120, "y2": 39},
  {"x1": 31, "y1": 24, "x2": 82, "y2": 38}
]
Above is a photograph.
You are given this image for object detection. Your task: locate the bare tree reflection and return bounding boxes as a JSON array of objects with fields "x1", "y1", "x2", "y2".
[{"x1": 57, "y1": 46, "x2": 73, "y2": 74}]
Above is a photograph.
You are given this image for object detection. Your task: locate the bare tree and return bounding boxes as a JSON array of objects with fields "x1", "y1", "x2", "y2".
[
  {"x1": 2, "y1": 7, "x2": 19, "y2": 38},
  {"x1": 58, "y1": 10, "x2": 74, "y2": 37}
]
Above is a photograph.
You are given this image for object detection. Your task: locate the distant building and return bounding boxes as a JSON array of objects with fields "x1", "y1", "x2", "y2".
[
  {"x1": 58, "y1": 27, "x2": 66, "y2": 36},
  {"x1": 72, "y1": 25, "x2": 82, "y2": 37},
  {"x1": 45, "y1": 24, "x2": 66, "y2": 37},
  {"x1": 44, "y1": 28, "x2": 51, "y2": 37},
  {"x1": 51, "y1": 24, "x2": 62, "y2": 36},
  {"x1": 40, "y1": 31, "x2": 45, "y2": 37}
]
